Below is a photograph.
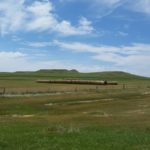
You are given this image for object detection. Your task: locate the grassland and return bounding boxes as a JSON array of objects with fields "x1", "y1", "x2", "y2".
[{"x1": 0, "y1": 70, "x2": 150, "y2": 150}]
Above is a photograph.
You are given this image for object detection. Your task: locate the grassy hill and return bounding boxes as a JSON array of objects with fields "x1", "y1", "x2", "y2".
[{"x1": 0, "y1": 69, "x2": 149, "y2": 81}]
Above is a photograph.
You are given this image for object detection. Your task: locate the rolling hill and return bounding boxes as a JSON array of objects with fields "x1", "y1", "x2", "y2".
[{"x1": 0, "y1": 69, "x2": 149, "y2": 81}]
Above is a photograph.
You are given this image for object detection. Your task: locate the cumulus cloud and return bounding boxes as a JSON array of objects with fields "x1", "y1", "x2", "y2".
[
  {"x1": 55, "y1": 17, "x2": 93, "y2": 36},
  {"x1": 0, "y1": 0, "x2": 149, "y2": 36},
  {"x1": 0, "y1": 0, "x2": 26, "y2": 34},
  {"x1": 0, "y1": 0, "x2": 93, "y2": 35}
]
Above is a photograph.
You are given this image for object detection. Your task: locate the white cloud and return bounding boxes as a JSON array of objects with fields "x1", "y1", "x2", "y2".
[
  {"x1": 25, "y1": 41, "x2": 52, "y2": 48},
  {"x1": 0, "y1": 0, "x2": 149, "y2": 36},
  {"x1": 0, "y1": 0, "x2": 26, "y2": 34},
  {"x1": 0, "y1": 51, "x2": 27, "y2": 71},
  {"x1": 0, "y1": 51, "x2": 26, "y2": 59},
  {"x1": 60, "y1": 0, "x2": 150, "y2": 17},
  {"x1": 94, "y1": 0, "x2": 123, "y2": 7},
  {"x1": 94, "y1": 0, "x2": 150, "y2": 16},
  {"x1": 0, "y1": 0, "x2": 93, "y2": 35},
  {"x1": 11, "y1": 36, "x2": 22, "y2": 42},
  {"x1": 117, "y1": 31, "x2": 128, "y2": 37},
  {"x1": 25, "y1": 1, "x2": 56, "y2": 32},
  {"x1": 0, "y1": 51, "x2": 58, "y2": 71},
  {"x1": 59, "y1": 0, "x2": 126, "y2": 18},
  {"x1": 0, "y1": 51, "x2": 107, "y2": 73},
  {"x1": 54, "y1": 40, "x2": 150, "y2": 76},
  {"x1": 0, "y1": 49, "x2": 150, "y2": 76},
  {"x1": 60, "y1": 0, "x2": 123, "y2": 6},
  {"x1": 55, "y1": 41, "x2": 150, "y2": 55},
  {"x1": 55, "y1": 17, "x2": 93, "y2": 36},
  {"x1": 129, "y1": 0, "x2": 150, "y2": 15}
]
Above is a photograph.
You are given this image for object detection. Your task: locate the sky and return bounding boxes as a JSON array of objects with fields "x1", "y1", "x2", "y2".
[{"x1": 0, "y1": 0, "x2": 150, "y2": 76}]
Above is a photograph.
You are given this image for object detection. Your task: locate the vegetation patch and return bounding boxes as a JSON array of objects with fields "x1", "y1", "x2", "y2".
[{"x1": 0, "y1": 70, "x2": 150, "y2": 149}]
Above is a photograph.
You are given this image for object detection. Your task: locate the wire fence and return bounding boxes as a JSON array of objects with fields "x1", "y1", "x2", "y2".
[{"x1": 0, "y1": 83, "x2": 150, "y2": 96}]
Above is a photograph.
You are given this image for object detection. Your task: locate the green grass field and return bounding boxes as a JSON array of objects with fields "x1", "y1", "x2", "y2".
[{"x1": 0, "y1": 70, "x2": 150, "y2": 150}]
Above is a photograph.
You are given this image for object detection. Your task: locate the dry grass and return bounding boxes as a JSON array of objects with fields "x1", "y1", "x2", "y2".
[{"x1": 0, "y1": 74, "x2": 150, "y2": 149}]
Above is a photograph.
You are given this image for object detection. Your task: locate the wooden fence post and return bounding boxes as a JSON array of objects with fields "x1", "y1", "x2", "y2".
[
  {"x1": 123, "y1": 84, "x2": 126, "y2": 90},
  {"x1": 0, "y1": 87, "x2": 6, "y2": 95}
]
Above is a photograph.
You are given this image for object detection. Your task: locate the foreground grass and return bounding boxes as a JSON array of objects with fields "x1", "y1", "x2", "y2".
[
  {"x1": 0, "y1": 88, "x2": 150, "y2": 150},
  {"x1": 1, "y1": 122, "x2": 150, "y2": 150}
]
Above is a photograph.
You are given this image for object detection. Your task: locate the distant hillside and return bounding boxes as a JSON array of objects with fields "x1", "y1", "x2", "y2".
[
  {"x1": 84, "y1": 71, "x2": 148, "y2": 80},
  {"x1": 0, "y1": 69, "x2": 149, "y2": 81}
]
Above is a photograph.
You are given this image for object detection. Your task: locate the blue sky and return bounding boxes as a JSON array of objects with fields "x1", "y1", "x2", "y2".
[{"x1": 0, "y1": 0, "x2": 150, "y2": 76}]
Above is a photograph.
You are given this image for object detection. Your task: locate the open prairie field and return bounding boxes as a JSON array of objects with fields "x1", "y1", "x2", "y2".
[
  {"x1": 0, "y1": 70, "x2": 149, "y2": 94},
  {"x1": 0, "y1": 70, "x2": 150, "y2": 150}
]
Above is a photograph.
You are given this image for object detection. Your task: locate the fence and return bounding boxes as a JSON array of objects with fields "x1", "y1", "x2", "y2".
[
  {"x1": 0, "y1": 87, "x2": 6, "y2": 95},
  {"x1": 0, "y1": 83, "x2": 150, "y2": 96}
]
